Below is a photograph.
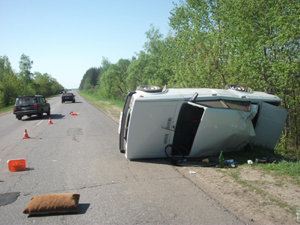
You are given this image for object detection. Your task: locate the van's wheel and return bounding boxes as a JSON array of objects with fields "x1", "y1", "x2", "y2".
[
  {"x1": 47, "y1": 108, "x2": 50, "y2": 116},
  {"x1": 136, "y1": 85, "x2": 162, "y2": 93},
  {"x1": 225, "y1": 84, "x2": 246, "y2": 92},
  {"x1": 17, "y1": 116, "x2": 22, "y2": 120}
]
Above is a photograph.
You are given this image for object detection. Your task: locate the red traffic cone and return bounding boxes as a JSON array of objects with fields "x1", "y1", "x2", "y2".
[
  {"x1": 22, "y1": 129, "x2": 30, "y2": 139},
  {"x1": 48, "y1": 117, "x2": 53, "y2": 125}
]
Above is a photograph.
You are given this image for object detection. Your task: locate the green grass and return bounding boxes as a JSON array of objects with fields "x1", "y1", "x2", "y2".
[
  {"x1": 78, "y1": 91, "x2": 124, "y2": 108},
  {"x1": 0, "y1": 105, "x2": 14, "y2": 114},
  {"x1": 257, "y1": 161, "x2": 300, "y2": 185},
  {"x1": 78, "y1": 91, "x2": 124, "y2": 118},
  {"x1": 223, "y1": 147, "x2": 300, "y2": 185}
]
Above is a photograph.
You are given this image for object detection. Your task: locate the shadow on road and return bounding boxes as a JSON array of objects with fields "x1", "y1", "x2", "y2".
[
  {"x1": 130, "y1": 158, "x2": 173, "y2": 165},
  {"x1": 21, "y1": 114, "x2": 65, "y2": 121},
  {"x1": 27, "y1": 203, "x2": 90, "y2": 217},
  {"x1": 131, "y1": 157, "x2": 219, "y2": 167},
  {"x1": 49, "y1": 114, "x2": 65, "y2": 120}
]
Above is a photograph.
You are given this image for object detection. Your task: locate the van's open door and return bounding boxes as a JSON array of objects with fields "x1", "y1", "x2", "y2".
[
  {"x1": 251, "y1": 102, "x2": 288, "y2": 149},
  {"x1": 186, "y1": 102, "x2": 258, "y2": 157},
  {"x1": 119, "y1": 91, "x2": 136, "y2": 153}
]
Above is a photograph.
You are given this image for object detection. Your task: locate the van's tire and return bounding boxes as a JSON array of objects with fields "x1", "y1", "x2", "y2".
[
  {"x1": 136, "y1": 85, "x2": 162, "y2": 93},
  {"x1": 17, "y1": 115, "x2": 22, "y2": 120},
  {"x1": 225, "y1": 84, "x2": 245, "y2": 92},
  {"x1": 47, "y1": 108, "x2": 50, "y2": 116}
]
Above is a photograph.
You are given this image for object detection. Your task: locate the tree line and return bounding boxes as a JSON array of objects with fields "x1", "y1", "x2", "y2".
[
  {"x1": 0, "y1": 54, "x2": 63, "y2": 108},
  {"x1": 79, "y1": 0, "x2": 299, "y2": 155}
]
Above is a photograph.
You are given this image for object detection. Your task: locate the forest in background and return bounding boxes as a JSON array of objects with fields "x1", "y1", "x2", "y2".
[
  {"x1": 0, "y1": 54, "x2": 63, "y2": 108},
  {"x1": 79, "y1": 0, "x2": 300, "y2": 157}
]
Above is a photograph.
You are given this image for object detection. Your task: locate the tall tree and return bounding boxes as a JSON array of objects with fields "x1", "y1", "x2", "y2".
[
  {"x1": 0, "y1": 56, "x2": 22, "y2": 107},
  {"x1": 19, "y1": 54, "x2": 33, "y2": 85}
]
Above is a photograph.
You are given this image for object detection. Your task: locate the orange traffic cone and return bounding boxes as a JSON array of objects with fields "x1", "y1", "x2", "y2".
[
  {"x1": 48, "y1": 117, "x2": 53, "y2": 125},
  {"x1": 22, "y1": 129, "x2": 30, "y2": 139},
  {"x1": 7, "y1": 159, "x2": 26, "y2": 172},
  {"x1": 70, "y1": 112, "x2": 78, "y2": 116}
]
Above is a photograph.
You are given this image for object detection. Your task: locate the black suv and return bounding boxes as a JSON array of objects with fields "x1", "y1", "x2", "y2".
[
  {"x1": 13, "y1": 95, "x2": 50, "y2": 120},
  {"x1": 61, "y1": 93, "x2": 75, "y2": 103}
]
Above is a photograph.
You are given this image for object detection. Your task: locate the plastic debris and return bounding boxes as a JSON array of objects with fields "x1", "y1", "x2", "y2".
[{"x1": 224, "y1": 159, "x2": 237, "y2": 167}]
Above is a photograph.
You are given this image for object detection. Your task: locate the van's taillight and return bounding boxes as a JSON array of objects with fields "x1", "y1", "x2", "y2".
[
  {"x1": 34, "y1": 104, "x2": 37, "y2": 109},
  {"x1": 13, "y1": 106, "x2": 17, "y2": 110}
]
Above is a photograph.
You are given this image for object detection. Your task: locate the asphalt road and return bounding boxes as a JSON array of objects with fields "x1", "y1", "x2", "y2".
[{"x1": 0, "y1": 92, "x2": 245, "y2": 225}]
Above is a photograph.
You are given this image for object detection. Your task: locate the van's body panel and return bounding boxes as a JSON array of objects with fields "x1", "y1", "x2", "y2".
[{"x1": 119, "y1": 87, "x2": 287, "y2": 160}]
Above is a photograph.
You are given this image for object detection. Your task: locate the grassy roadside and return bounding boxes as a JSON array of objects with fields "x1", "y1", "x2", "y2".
[
  {"x1": 78, "y1": 91, "x2": 124, "y2": 122},
  {"x1": 0, "y1": 105, "x2": 14, "y2": 116},
  {"x1": 221, "y1": 147, "x2": 300, "y2": 185}
]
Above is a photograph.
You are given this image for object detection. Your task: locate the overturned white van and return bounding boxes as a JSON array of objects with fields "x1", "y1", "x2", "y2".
[{"x1": 119, "y1": 85, "x2": 288, "y2": 160}]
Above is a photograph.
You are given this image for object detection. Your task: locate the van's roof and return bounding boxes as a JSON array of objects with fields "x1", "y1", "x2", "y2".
[{"x1": 135, "y1": 88, "x2": 281, "y2": 103}]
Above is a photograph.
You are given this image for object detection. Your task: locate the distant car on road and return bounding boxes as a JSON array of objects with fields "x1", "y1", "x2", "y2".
[
  {"x1": 13, "y1": 95, "x2": 50, "y2": 120},
  {"x1": 61, "y1": 93, "x2": 75, "y2": 103}
]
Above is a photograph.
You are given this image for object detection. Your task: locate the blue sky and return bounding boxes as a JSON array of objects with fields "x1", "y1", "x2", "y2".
[{"x1": 0, "y1": 0, "x2": 180, "y2": 89}]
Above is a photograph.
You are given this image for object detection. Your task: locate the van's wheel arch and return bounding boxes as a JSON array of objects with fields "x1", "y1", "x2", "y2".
[{"x1": 136, "y1": 85, "x2": 162, "y2": 93}]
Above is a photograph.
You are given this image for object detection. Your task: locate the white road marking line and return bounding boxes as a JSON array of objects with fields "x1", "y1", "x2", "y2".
[{"x1": 36, "y1": 120, "x2": 43, "y2": 126}]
